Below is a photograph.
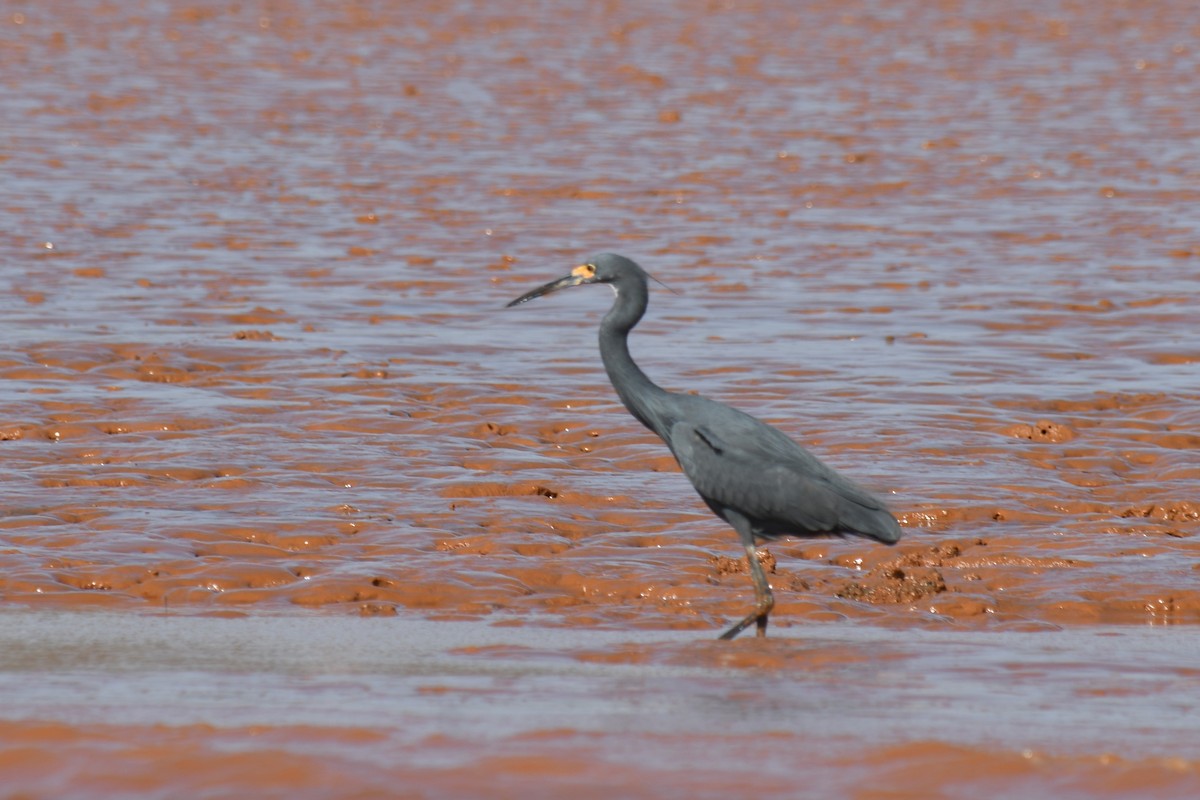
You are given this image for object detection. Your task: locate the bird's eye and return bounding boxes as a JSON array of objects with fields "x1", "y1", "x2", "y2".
[{"x1": 572, "y1": 263, "x2": 597, "y2": 279}]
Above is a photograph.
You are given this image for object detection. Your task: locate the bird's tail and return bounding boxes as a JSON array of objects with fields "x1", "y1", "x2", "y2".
[{"x1": 838, "y1": 504, "x2": 903, "y2": 545}]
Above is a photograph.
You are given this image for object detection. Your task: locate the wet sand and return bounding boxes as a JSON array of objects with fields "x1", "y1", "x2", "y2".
[{"x1": 2, "y1": 0, "x2": 1199, "y2": 796}]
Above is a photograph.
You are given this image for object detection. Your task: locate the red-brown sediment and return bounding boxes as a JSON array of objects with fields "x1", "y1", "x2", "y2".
[
  {"x1": 4, "y1": 720, "x2": 1195, "y2": 800},
  {"x1": 2, "y1": 0, "x2": 1199, "y2": 796}
]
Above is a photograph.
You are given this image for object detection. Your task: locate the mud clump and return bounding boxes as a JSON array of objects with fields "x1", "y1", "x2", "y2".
[
  {"x1": 837, "y1": 567, "x2": 948, "y2": 605},
  {"x1": 1120, "y1": 502, "x2": 1199, "y2": 524},
  {"x1": 708, "y1": 549, "x2": 777, "y2": 577},
  {"x1": 835, "y1": 545, "x2": 960, "y2": 605},
  {"x1": 1003, "y1": 420, "x2": 1075, "y2": 443}
]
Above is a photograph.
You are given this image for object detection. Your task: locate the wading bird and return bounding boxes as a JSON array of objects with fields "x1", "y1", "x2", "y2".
[{"x1": 506, "y1": 254, "x2": 901, "y2": 640}]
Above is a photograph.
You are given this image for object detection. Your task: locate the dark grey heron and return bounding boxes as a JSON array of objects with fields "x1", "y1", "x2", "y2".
[{"x1": 506, "y1": 253, "x2": 902, "y2": 640}]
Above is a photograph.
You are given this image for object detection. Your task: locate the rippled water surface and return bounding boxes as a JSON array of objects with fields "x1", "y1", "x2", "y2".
[{"x1": 2, "y1": 0, "x2": 1198, "y2": 796}]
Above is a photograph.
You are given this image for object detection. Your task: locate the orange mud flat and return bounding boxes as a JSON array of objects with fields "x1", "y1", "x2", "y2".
[{"x1": 3, "y1": 0, "x2": 1200, "y2": 797}]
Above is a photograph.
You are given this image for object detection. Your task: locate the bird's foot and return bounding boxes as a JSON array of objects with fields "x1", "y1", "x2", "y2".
[{"x1": 718, "y1": 607, "x2": 771, "y2": 641}]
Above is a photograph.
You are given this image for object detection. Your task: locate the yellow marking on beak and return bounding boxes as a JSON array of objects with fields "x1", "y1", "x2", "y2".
[{"x1": 571, "y1": 263, "x2": 597, "y2": 280}]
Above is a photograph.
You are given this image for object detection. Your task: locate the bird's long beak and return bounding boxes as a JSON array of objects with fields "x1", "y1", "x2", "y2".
[{"x1": 505, "y1": 264, "x2": 596, "y2": 308}]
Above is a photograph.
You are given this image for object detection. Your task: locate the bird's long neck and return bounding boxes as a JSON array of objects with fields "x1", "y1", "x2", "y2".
[{"x1": 598, "y1": 281, "x2": 673, "y2": 437}]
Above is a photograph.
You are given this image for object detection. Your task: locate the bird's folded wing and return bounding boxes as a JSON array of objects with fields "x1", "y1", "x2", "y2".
[{"x1": 671, "y1": 419, "x2": 892, "y2": 536}]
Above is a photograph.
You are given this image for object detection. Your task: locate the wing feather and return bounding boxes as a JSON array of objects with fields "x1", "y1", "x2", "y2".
[{"x1": 665, "y1": 397, "x2": 899, "y2": 542}]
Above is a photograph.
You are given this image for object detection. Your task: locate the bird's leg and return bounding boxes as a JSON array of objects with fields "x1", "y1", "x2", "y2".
[
  {"x1": 718, "y1": 519, "x2": 774, "y2": 641},
  {"x1": 718, "y1": 543, "x2": 775, "y2": 640},
  {"x1": 748, "y1": 542, "x2": 775, "y2": 638}
]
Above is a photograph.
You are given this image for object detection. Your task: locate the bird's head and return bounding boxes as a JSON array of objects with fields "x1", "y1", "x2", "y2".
[{"x1": 505, "y1": 253, "x2": 648, "y2": 308}]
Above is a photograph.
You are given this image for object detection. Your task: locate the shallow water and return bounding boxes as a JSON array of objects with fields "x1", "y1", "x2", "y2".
[
  {"x1": 2, "y1": 613, "x2": 1199, "y2": 799},
  {"x1": 2, "y1": 0, "x2": 1199, "y2": 796}
]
